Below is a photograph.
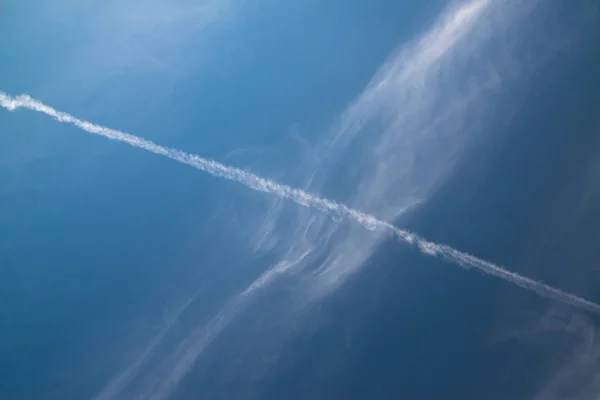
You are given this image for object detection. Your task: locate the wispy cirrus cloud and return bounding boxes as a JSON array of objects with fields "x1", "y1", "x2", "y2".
[
  {"x1": 257, "y1": 0, "x2": 545, "y2": 300},
  {"x1": 71, "y1": 0, "x2": 563, "y2": 396},
  {"x1": 3, "y1": 2, "x2": 599, "y2": 389},
  {"x1": 3, "y1": 0, "x2": 581, "y2": 398}
]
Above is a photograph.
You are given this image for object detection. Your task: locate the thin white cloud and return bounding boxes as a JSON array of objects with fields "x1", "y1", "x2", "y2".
[
  {"x1": 24, "y1": 0, "x2": 237, "y2": 107},
  {"x1": 138, "y1": 252, "x2": 312, "y2": 400},
  {"x1": 495, "y1": 308, "x2": 600, "y2": 400},
  {"x1": 91, "y1": 289, "x2": 201, "y2": 400},
  {"x1": 259, "y1": 0, "x2": 545, "y2": 302},
  {"x1": 1, "y1": 91, "x2": 598, "y2": 315}
]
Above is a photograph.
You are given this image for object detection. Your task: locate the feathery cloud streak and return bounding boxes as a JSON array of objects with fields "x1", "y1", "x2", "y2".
[{"x1": 259, "y1": 0, "x2": 541, "y2": 298}]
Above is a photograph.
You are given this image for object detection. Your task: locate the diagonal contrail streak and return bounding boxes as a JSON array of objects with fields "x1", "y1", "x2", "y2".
[{"x1": 2, "y1": 90, "x2": 599, "y2": 315}]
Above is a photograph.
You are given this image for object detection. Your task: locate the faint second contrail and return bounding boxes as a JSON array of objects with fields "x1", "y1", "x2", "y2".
[{"x1": 2, "y1": 90, "x2": 599, "y2": 315}]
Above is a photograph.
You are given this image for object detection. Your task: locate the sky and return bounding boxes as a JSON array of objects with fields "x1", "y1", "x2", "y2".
[{"x1": 1, "y1": 0, "x2": 600, "y2": 399}]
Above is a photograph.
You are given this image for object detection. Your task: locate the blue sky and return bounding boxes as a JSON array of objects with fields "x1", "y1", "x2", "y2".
[{"x1": 2, "y1": 0, "x2": 600, "y2": 399}]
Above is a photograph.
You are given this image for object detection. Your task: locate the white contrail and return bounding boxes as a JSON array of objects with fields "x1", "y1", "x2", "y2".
[{"x1": 2, "y1": 90, "x2": 599, "y2": 315}]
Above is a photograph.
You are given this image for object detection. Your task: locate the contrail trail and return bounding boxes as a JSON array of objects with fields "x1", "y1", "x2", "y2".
[{"x1": 2, "y1": 90, "x2": 599, "y2": 315}]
